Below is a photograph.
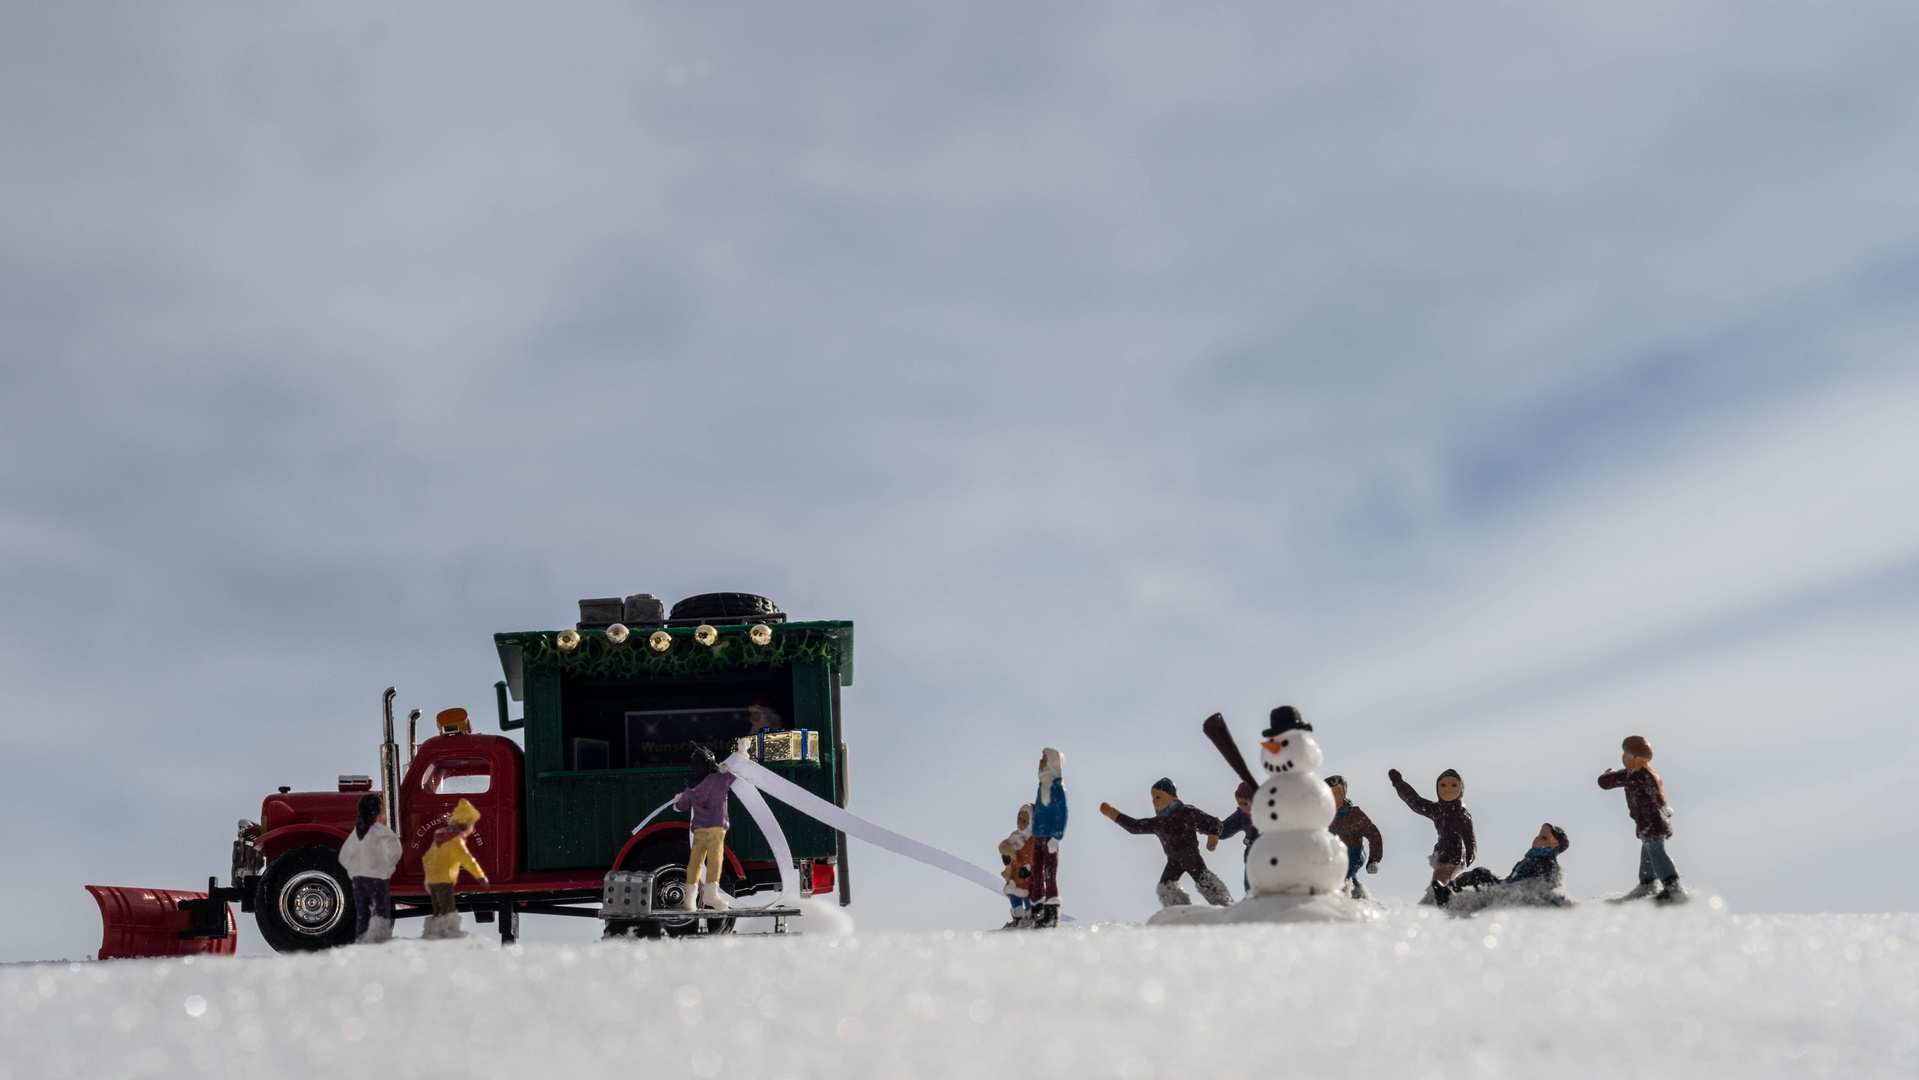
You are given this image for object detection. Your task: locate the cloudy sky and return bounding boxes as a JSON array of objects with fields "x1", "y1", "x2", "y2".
[{"x1": 4, "y1": 1, "x2": 1918, "y2": 959}]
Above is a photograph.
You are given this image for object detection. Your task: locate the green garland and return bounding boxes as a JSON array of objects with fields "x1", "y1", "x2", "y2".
[{"x1": 509, "y1": 623, "x2": 849, "y2": 682}]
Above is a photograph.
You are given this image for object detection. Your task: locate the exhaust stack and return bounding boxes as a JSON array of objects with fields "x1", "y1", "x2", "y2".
[{"x1": 380, "y1": 687, "x2": 402, "y2": 827}]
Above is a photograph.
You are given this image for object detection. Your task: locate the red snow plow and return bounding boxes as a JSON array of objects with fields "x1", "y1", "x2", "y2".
[{"x1": 87, "y1": 882, "x2": 237, "y2": 960}]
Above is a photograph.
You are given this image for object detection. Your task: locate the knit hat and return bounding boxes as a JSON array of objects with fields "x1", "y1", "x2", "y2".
[
  {"x1": 1152, "y1": 777, "x2": 1178, "y2": 797},
  {"x1": 1547, "y1": 824, "x2": 1570, "y2": 852},
  {"x1": 1622, "y1": 735, "x2": 1653, "y2": 760},
  {"x1": 1262, "y1": 705, "x2": 1311, "y2": 737},
  {"x1": 690, "y1": 746, "x2": 719, "y2": 779},
  {"x1": 1437, "y1": 768, "x2": 1462, "y2": 785},
  {"x1": 1235, "y1": 780, "x2": 1257, "y2": 800},
  {"x1": 1323, "y1": 775, "x2": 1346, "y2": 789},
  {"x1": 449, "y1": 798, "x2": 481, "y2": 827}
]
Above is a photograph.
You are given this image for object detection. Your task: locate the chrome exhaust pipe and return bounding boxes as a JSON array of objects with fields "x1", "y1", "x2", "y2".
[
  {"x1": 379, "y1": 688, "x2": 402, "y2": 827},
  {"x1": 408, "y1": 708, "x2": 422, "y2": 764}
]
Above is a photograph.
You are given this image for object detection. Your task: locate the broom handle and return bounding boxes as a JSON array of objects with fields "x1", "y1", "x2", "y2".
[{"x1": 1202, "y1": 712, "x2": 1258, "y2": 789}]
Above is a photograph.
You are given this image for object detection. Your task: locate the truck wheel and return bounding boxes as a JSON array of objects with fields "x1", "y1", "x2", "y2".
[
  {"x1": 254, "y1": 845, "x2": 356, "y2": 952},
  {"x1": 606, "y1": 839, "x2": 737, "y2": 939}
]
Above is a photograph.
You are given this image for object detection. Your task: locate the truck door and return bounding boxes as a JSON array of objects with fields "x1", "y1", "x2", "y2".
[{"x1": 401, "y1": 740, "x2": 520, "y2": 885}]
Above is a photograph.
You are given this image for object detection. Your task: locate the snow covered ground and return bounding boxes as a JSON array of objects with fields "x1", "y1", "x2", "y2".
[{"x1": 5, "y1": 899, "x2": 1915, "y2": 1080}]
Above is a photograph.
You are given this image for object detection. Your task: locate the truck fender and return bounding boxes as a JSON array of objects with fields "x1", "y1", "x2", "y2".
[
  {"x1": 614, "y1": 822, "x2": 745, "y2": 881},
  {"x1": 256, "y1": 823, "x2": 349, "y2": 864}
]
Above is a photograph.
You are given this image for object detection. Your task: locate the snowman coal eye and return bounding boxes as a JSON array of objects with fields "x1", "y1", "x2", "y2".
[{"x1": 1280, "y1": 740, "x2": 1289, "y2": 748}]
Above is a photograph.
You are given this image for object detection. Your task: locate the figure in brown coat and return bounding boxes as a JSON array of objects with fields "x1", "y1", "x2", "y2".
[
  {"x1": 1599, "y1": 735, "x2": 1684, "y2": 903},
  {"x1": 1325, "y1": 776, "x2": 1383, "y2": 900},
  {"x1": 1101, "y1": 778, "x2": 1234, "y2": 907}
]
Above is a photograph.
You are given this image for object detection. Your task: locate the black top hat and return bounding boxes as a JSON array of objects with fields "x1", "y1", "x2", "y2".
[{"x1": 1262, "y1": 705, "x2": 1311, "y2": 737}]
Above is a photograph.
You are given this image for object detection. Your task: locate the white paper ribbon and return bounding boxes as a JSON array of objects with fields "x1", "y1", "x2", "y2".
[
  {"x1": 721, "y1": 752, "x2": 1005, "y2": 898},
  {"x1": 625, "y1": 756, "x2": 1005, "y2": 904}
]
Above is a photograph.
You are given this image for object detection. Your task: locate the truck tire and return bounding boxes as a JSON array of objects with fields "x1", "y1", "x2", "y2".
[
  {"x1": 604, "y1": 839, "x2": 737, "y2": 939},
  {"x1": 669, "y1": 593, "x2": 780, "y2": 623},
  {"x1": 254, "y1": 845, "x2": 356, "y2": 953}
]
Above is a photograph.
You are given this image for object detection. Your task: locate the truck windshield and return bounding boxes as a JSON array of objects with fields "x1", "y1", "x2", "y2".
[{"x1": 423, "y1": 758, "x2": 491, "y2": 795}]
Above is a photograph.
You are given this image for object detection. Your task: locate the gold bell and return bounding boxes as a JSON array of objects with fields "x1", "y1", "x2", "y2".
[
  {"x1": 606, "y1": 623, "x2": 630, "y2": 644},
  {"x1": 556, "y1": 629, "x2": 581, "y2": 652},
  {"x1": 694, "y1": 624, "x2": 719, "y2": 647},
  {"x1": 747, "y1": 623, "x2": 773, "y2": 646},
  {"x1": 648, "y1": 630, "x2": 673, "y2": 652}
]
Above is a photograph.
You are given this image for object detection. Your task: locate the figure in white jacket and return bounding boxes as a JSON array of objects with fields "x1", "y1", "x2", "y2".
[{"x1": 338, "y1": 794, "x2": 404, "y2": 944}]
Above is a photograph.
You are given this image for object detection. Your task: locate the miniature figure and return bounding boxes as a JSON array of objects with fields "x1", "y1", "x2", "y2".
[
  {"x1": 675, "y1": 747, "x2": 737, "y2": 910},
  {"x1": 1325, "y1": 775, "x2": 1383, "y2": 900},
  {"x1": 1439, "y1": 822, "x2": 1571, "y2": 913},
  {"x1": 1209, "y1": 780, "x2": 1259, "y2": 892},
  {"x1": 1100, "y1": 778, "x2": 1233, "y2": 908},
  {"x1": 421, "y1": 797, "x2": 488, "y2": 938},
  {"x1": 998, "y1": 804, "x2": 1035, "y2": 929},
  {"x1": 1028, "y1": 748, "x2": 1067, "y2": 928},
  {"x1": 337, "y1": 793, "x2": 403, "y2": 943},
  {"x1": 1388, "y1": 766, "x2": 1475, "y2": 904},
  {"x1": 1599, "y1": 735, "x2": 1684, "y2": 902}
]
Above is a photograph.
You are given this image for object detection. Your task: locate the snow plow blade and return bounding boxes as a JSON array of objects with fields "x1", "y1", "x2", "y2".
[{"x1": 87, "y1": 885, "x2": 237, "y2": 960}]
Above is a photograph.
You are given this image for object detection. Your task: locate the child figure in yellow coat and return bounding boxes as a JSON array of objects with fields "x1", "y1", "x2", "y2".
[{"x1": 422, "y1": 798, "x2": 489, "y2": 939}]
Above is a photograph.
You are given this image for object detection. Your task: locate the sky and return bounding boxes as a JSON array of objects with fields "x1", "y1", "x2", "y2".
[{"x1": 3, "y1": 1, "x2": 1918, "y2": 960}]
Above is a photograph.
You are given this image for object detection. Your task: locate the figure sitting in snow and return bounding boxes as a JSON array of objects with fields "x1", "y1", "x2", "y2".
[
  {"x1": 1325, "y1": 776, "x2": 1383, "y2": 901},
  {"x1": 1388, "y1": 767, "x2": 1476, "y2": 904},
  {"x1": 1029, "y1": 748, "x2": 1068, "y2": 928},
  {"x1": 338, "y1": 793, "x2": 403, "y2": 943},
  {"x1": 421, "y1": 797, "x2": 489, "y2": 939},
  {"x1": 1599, "y1": 735, "x2": 1685, "y2": 903},
  {"x1": 998, "y1": 804, "x2": 1035, "y2": 929},
  {"x1": 1438, "y1": 822, "x2": 1572, "y2": 914},
  {"x1": 1101, "y1": 778, "x2": 1233, "y2": 908},
  {"x1": 1209, "y1": 780, "x2": 1259, "y2": 893}
]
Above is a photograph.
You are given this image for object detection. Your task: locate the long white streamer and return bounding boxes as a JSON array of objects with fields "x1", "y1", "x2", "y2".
[
  {"x1": 629, "y1": 795, "x2": 680, "y2": 836},
  {"x1": 727, "y1": 779, "x2": 798, "y2": 900},
  {"x1": 721, "y1": 753, "x2": 1005, "y2": 896}
]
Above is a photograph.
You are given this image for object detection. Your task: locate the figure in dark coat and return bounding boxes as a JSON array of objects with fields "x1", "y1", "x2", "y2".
[
  {"x1": 1442, "y1": 823, "x2": 1572, "y2": 915},
  {"x1": 1389, "y1": 767, "x2": 1475, "y2": 903},
  {"x1": 1101, "y1": 779, "x2": 1234, "y2": 907},
  {"x1": 1325, "y1": 775, "x2": 1384, "y2": 900},
  {"x1": 1599, "y1": 735, "x2": 1684, "y2": 902}
]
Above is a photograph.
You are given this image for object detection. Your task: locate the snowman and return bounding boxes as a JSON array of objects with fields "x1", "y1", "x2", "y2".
[{"x1": 1243, "y1": 707, "x2": 1349, "y2": 897}]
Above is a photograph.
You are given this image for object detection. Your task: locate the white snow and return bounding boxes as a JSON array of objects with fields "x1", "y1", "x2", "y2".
[{"x1": 5, "y1": 900, "x2": 1916, "y2": 1079}]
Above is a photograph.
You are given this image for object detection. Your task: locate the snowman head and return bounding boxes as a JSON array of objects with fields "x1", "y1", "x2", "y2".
[{"x1": 1258, "y1": 706, "x2": 1322, "y2": 775}]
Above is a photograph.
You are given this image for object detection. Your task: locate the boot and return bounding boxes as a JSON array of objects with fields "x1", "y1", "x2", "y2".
[
  {"x1": 358, "y1": 916, "x2": 393, "y2": 945},
  {"x1": 1348, "y1": 879, "x2": 1371, "y2": 901},
  {"x1": 1613, "y1": 878, "x2": 1659, "y2": 903},
  {"x1": 1031, "y1": 902, "x2": 1059, "y2": 929},
  {"x1": 422, "y1": 912, "x2": 465, "y2": 940},
  {"x1": 682, "y1": 883, "x2": 699, "y2": 912},
  {"x1": 1156, "y1": 880, "x2": 1194, "y2": 908},
  {"x1": 700, "y1": 882, "x2": 731, "y2": 911},
  {"x1": 1432, "y1": 881, "x2": 1453, "y2": 907},
  {"x1": 1654, "y1": 875, "x2": 1688, "y2": 904}
]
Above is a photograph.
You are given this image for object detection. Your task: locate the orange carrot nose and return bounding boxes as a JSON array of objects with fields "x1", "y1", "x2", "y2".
[{"x1": 1261, "y1": 741, "x2": 1283, "y2": 754}]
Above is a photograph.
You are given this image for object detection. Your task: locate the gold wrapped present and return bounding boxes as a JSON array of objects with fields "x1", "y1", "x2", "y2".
[{"x1": 735, "y1": 729, "x2": 820, "y2": 763}]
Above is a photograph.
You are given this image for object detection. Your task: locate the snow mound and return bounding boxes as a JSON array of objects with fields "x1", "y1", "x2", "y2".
[
  {"x1": 1145, "y1": 892, "x2": 1383, "y2": 925},
  {"x1": 6, "y1": 900, "x2": 1917, "y2": 1079}
]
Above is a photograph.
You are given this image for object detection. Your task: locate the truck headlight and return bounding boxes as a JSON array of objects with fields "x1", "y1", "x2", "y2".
[
  {"x1": 694, "y1": 624, "x2": 719, "y2": 646},
  {"x1": 649, "y1": 630, "x2": 673, "y2": 652},
  {"x1": 748, "y1": 623, "x2": 773, "y2": 646},
  {"x1": 556, "y1": 629, "x2": 581, "y2": 652},
  {"x1": 606, "y1": 623, "x2": 630, "y2": 644}
]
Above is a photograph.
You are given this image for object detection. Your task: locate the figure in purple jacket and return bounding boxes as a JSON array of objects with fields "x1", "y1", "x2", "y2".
[{"x1": 675, "y1": 747, "x2": 736, "y2": 911}]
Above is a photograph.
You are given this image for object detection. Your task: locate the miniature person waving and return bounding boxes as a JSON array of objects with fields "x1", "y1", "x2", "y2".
[
  {"x1": 1325, "y1": 775, "x2": 1384, "y2": 900},
  {"x1": 1599, "y1": 735, "x2": 1684, "y2": 903},
  {"x1": 998, "y1": 804, "x2": 1035, "y2": 929},
  {"x1": 338, "y1": 793, "x2": 403, "y2": 944},
  {"x1": 1028, "y1": 748, "x2": 1068, "y2": 928},
  {"x1": 1101, "y1": 778, "x2": 1233, "y2": 908},
  {"x1": 421, "y1": 797, "x2": 488, "y2": 939},
  {"x1": 675, "y1": 747, "x2": 736, "y2": 911},
  {"x1": 1388, "y1": 767, "x2": 1475, "y2": 904}
]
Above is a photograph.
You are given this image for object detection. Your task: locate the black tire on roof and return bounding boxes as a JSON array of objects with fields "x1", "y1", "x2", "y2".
[{"x1": 669, "y1": 593, "x2": 781, "y2": 623}]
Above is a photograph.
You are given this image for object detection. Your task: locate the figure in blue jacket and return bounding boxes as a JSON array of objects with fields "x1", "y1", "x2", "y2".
[{"x1": 1028, "y1": 747, "x2": 1068, "y2": 928}]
